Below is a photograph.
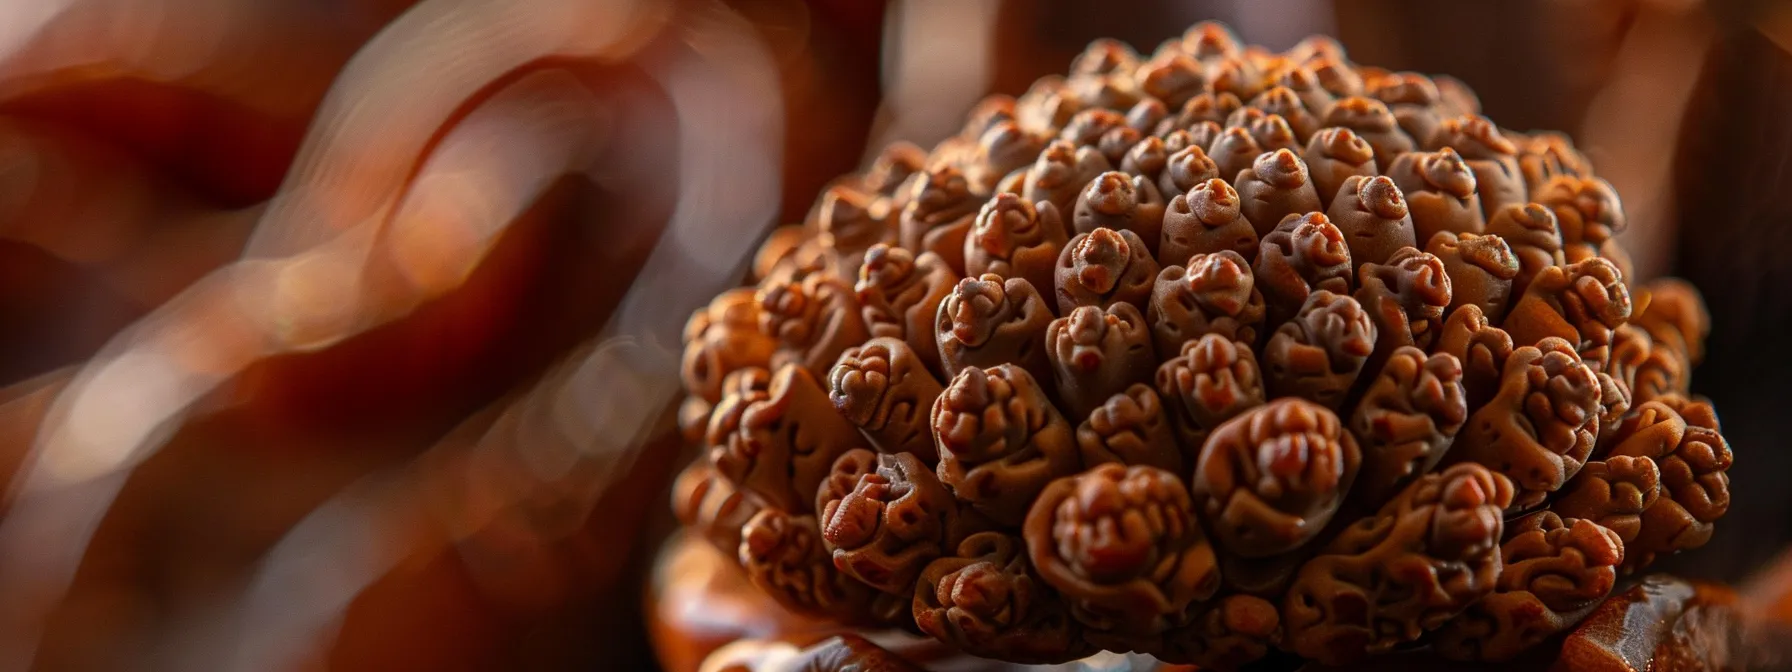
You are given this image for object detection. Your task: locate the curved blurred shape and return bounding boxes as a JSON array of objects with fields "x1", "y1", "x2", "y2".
[{"x1": 0, "y1": 0, "x2": 782, "y2": 666}]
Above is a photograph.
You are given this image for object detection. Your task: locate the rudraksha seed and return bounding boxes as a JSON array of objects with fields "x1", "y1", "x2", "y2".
[
  {"x1": 935, "y1": 275, "x2": 1055, "y2": 385},
  {"x1": 965, "y1": 194, "x2": 1066, "y2": 304},
  {"x1": 1156, "y1": 335, "x2": 1267, "y2": 456},
  {"x1": 968, "y1": 121, "x2": 1046, "y2": 195},
  {"x1": 1321, "y1": 96, "x2": 1415, "y2": 169},
  {"x1": 1207, "y1": 126, "x2": 1264, "y2": 180},
  {"x1": 1502, "y1": 256, "x2": 1633, "y2": 370},
  {"x1": 864, "y1": 141, "x2": 927, "y2": 202},
  {"x1": 1253, "y1": 213, "x2": 1353, "y2": 327},
  {"x1": 1159, "y1": 179, "x2": 1259, "y2": 266},
  {"x1": 1428, "y1": 115, "x2": 1529, "y2": 218},
  {"x1": 1157, "y1": 145, "x2": 1221, "y2": 201},
  {"x1": 1071, "y1": 37, "x2": 1139, "y2": 78},
  {"x1": 1148, "y1": 250, "x2": 1267, "y2": 357},
  {"x1": 1126, "y1": 98, "x2": 1169, "y2": 136},
  {"x1": 1095, "y1": 126, "x2": 1146, "y2": 166},
  {"x1": 1261, "y1": 290, "x2": 1377, "y2": 410},
  {"x1": 1273, "y1": 64, "x2": 1337, "y2": 120},
  {"x1": 1250, "y1": 85, "x2": 1321, "y2": 142},
  {"x1": 828, "y1": 338, "x2": 945, "y2": 463},
  {"x1": 1303, "y1": 127, "x2": 1378, "y2": 208},
  {"x1": 1432, "y1": 304, "x2": 1515, "y2": 409},
  {"x1": 1022, "y1": 139, "x2": 1114, "y2": 218},
  {"x1": 1159, "y1": 93, "x2": 1243, "y2": 139},
  {"x1": 683, "y1": 287, "x2": 776, "y2": 403},
  {"x1": 1386, "y1": 147, "x2": 1485, "y2": 246},
  {"x1": 710, "y1": 364, "x2": 866, "y2": 513},
  {"x1": 1552, "y1": 455, "x2": 1663, "y2": 557},
  {"x1": 1183, "y1": 20, "x2": 1242, "y2": 60},
  {"x1": 1015, "y1": 76, "x2": 1081, "y2": 137},
  {"x1": 1076, "y1": 384, "x2": 1183, "y2": 473},
  {"x1": 913, "y1": 532, "x2": 1094, "y2": 664},
  {"x1": 1151, "y1": 594, "x2": 1281, "y2": 670},
  {"x1": 817, "y1": 450, "x2": 961, "y2": 595},
  {"x1": 1073, "y1": 171, "x2": 1167, "y2": 255},
  {"x1": 1532, "y1": 175, "x2": 1626, "y2": 263},
  {"x1": 1434, "y1": 74, "x2": 1482, "y2": 117},
  {"x1": 1209, "y1": 54, "x2": 1268, "y2": 101},
  {"x1": 1433, "y1": 512, "x2": 1624, "y2": 662},
  {"x1": 1119, "y1": 135, "x2": 1168, "y2": 182},
  {"x1": 1243, "y1": 113, "x2": 1302, "y2": 156},
  {"x1": 1192, "y1": 397, "x2": 1362, "y2": 558},
  {"x1": 932, "y1": 365, "x2": 1082, "y2": 526},
  {"x1": 1234, "y1": 149, "x2": 1324, "y2": 237},
  {"x1": 1060, "y1": 108, "x2": 1129, "y2": 150},
  {"x1": 1137, "y1": 52, "x2": 1206, "y2": 110},
  {"x1": 740, "y1": 507, "x2": 899, "y2": 625},
  {"x1": 1349, "y1": 347, "x2": 1468, "y2": 508},
  {"x1": 1484, "y1": 202, "x2": 1567, "y2": 300},
  {"x1": 1282, "y1": 463, "x2": 1513, "y2": 665},
  {"x1": 1054, "y1": 227, "x2": 1161, "y2": 314},
  {"x1": 1369, "y1": 71, "x2": 1446, "y2": 149},
  {"x1": 900, "y1": 164, "x2": 981, "y2": 274},
  {"x1": 673, "y1": 461, "x2": 763, "y2": 556},
  {"x1": 1047, "y1": 303, "x2": 1158, "y2": 420},
  {"x1": 961, "y1": 94, "x2": 1018, "y2": 142},
  {"x1": 1448, "y1": 338, "x2": 1601, "y2": 511},
  {"x1": 751, "y1": 224, "x2": 813, "y2": 283},
  {"x1": 1179, "y1": 121, "x2": 1227, "y2": 157},
  {"x1": 1602, "y1": 324, "x2": 1655, "y2": 422},
  {"x1": 1327, "y1": 175, "x2": 1416, "y2": 267},
  {"x1": 1024, "y1": 463, "x2": 1221, "y2": 638},
  {"x1": 1592, "y1": 398, "x2": 1732, "y2": 572},
  {"x1": 857, "y1": 245, "x2": 956, "y2": 374},
  {"x1": 1634, "y1": 277, "x2": 1711, "y2": 374},
  {"x1": 1353, "y1": 247, "x2": 1453, "y2": 361},
  {"x1": 816, "y1": 183, "x2": 896, "y2": 276},
  {"x1": 1426, "y1": 231, "x2": 1520, "y2": 322},
  {"x1": 759, "y1": 272, "x2": 872, "y2": 382},
  {"x1": 1516, "y1": 131, "x2": 1592, "y2": 191}
]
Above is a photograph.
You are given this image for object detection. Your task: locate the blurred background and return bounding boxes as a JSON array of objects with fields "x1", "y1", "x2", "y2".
[{"x1": 0, "y1": 0, "x2": 1785, "y2": 669}]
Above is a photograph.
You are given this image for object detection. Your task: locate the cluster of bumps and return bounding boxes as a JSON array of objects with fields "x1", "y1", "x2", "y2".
[{"x1": 671, "y1": 22, "x2": 1731, "y2": 669}]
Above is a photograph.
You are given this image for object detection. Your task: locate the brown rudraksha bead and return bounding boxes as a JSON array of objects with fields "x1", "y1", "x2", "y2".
[
  {"x1": 1253, "y1": 212, "x2": 1353, "y2": 327},
  {"x1": 1349, "y1": 346, "x2": 1468, "y2": 508},
  {"x1": 1428, "y1": 115, "x2": 1528, "y2": 217},
  {"x1": 964, "y1": 193, "x2": 1066, "y2": 305},
  {"x1": 1156, "y1": 144, "x2": 1221, "y2": 201},
  {"x1": 673, "y1": 461, "x2": 763, "y2": 556},
  {"x1": 913, "y1": 532, "x2": 1094, "y2": 664},
  {"x1": 967, "y1": 121, "x2": 1044, "y2": 195},
  {"x1": 1159, "y1": 92, "x2": 1243, "y2": 138},
  {"x1": 899, "y1": 164, "x2": 981, "y2": 274},
  {"x1": 1014, "y1": 76, "x2": 1080, "y2": 137},
  {"x1": 1583, "y1": 398, "x2": 1732, "y2": 573},
  {"x1": 1060, "y1": 109, "x2": 1129, "y2": 152},
  {"x1": 1147, "y1": 249, "x2": 1267, "y2": 358},
  {"x1": 1483, "y1": 202, "x2": 1567, "y2": 300},
  {"x1": 1022, "y1": 139, "x2": 1113, "y2": 218},
  {"x1": 1137, "y1": 51, "x2": 1206, "y2": 110},
  {"x1": 1151, "y1": 594, "x2": 1282, "y2": 670},
  {"x1": 1327, "y1": 174, "x2": 1415, "y2": 267},
  {"x1": 1425, "y1": 231, "x2": 1519, "y2": 322},
  {"x1": 1532, "y1": 175, "x2": 1625, "y2": 264},
  {"x1": 710, "y1": 363, "x2": 865, "y2": 513},
  {"x1": 935, "y1": 274, "x2": 1055, "y2": 385},
  {"x1": 759, "y1": 270, "x2": 871, "y2": 378},
  {"x1": 1502, "y1": 256, "x2": 1632, "y2": 370},
  {"x1": 828, "y1": 338, "x2": 945, "y2": 463},
  {"x1": 1250, "y1": 85, "x2": 1321, "y2": 142},
  {"x1": 815, "y1": 183, "x2": 897, "y2": 277},
  {"x1": 1432, "y1": 304, "x2": 1515, "y2": 409},
  {"x1": 1192, "y1": 397, "x2": 1361, "y2": 557},
  {"x1": 1261, "y1": 290, "x2": 1377, "y2": 410},
  {"x1": 1433, "y1": 512, "x2": 1624, "y2": 662},
  {"x1": 1046, "y1": 303, "x2": 1157, "y2": 420},
  {"x1": 739, "y1": 506, "x2": 900, "y2": 626},
  {"x1": 1353, "y1": 247, "x2": 1452, "y2": 370},
  {"x1": 1369, "y1": 71, "x2": 1446, "y2": 149},
  {"x1": 682, "y1": 287, "x2": 776, "y2": 404},
  {"x1": 1155, "y1": 334, "x2": 1266, "y2": 459},
  {"x1": 1633, "y1": 277, "x2": 1710, "y2": 384},
  {"x1": 1075, "y1": 383, "x2": 1183, "y2": 473},
  {"x1": 1054, "y1": 227, "x2": 1160, "y2": 314},
  {"x1": 1119, "y1": 135, "x2": 1168, "y2": 182},
  {"x1": 857, "y1": 244, "x2": 956, "y2": 375},
  {"x1": 932, "y1": 365, "x2": 1082, "y2": 526},
  {"x1": 1024, "y1": 464, "x2": 1221, "y2": 637},
  {"x1": 816, "y1": 449, "x2": 962, "y2": 595},
  {"x1": 1321, "y1": 96, "x2": 1414, "y2": 169},
  {"x1": 1159, "y1": 178, "x2": 1258, "y2": 267},
  {"x1": 1072, "y1": 171, "x2": 1167, "y2": 256},
  {"x1": 1207, "y1": 125, "x2": 1264, "y2": 180},
  {"x1": 1515, "y1": 131, "x2": 1591, "y2": 191},
  {"x1": 1234, "y1": 149, "x2": 1324, "y2": 238},
  {"x1": 1242, "y1": 113, "x2": 1302, "y2": 157},
  {"x1": 1303, "y1": 127, "x2": 1378, "y2": 208},
  {"x1": 1448, "y1": 338, "x2": 1601, "y2": 511},
  {"x1": 1281, "y1": 463, "x2": 1513, "y2": 665},
  {"x1": 1553, "y1": 454, "x2": 1662, "y2": 556},
  {"x1": 1386, "y1": 147, "x2": 1484, "y2": 247},
  {"x1": 863, "y1": 141, "x2": 927, "y2": 204}
]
